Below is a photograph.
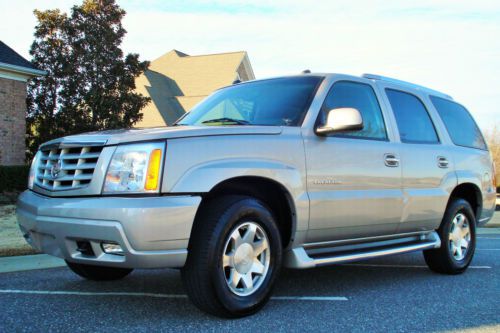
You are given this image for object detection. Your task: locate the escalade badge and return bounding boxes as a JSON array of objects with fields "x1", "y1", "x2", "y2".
[{"x1": 50, "y1": 160, "x2": 62, "y2": 179}]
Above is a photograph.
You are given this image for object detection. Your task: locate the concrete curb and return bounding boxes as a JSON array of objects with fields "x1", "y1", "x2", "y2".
[{"x1": 0, "y1": 254, "x2": 65, "y2": 274}]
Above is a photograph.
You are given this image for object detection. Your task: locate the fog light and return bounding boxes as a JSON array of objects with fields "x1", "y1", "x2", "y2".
[{"x1": 101, "y1": 242, "x2": 124, "y2": 255}]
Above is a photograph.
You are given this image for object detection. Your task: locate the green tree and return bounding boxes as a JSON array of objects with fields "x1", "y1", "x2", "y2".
[{"x1": 27, "y1": 0, "x2": 150, "y2": 158}]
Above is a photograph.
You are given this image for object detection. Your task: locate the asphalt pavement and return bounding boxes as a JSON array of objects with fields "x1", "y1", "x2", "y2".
[{"x1": 1, "y1": 234, "x2": 499, "y2": 332}]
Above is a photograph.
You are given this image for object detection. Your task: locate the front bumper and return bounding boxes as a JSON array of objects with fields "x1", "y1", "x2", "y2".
[{"x1": 16, "y1": 190, "x2": 201, "y2": 269}]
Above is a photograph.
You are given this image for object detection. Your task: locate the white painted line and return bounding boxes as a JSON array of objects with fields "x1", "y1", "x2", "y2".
[
  {"x1": 0, "y1": 290, "x2": 348, "y2": 301},
  {"x1": 478, "y1": 237, "x2": 500, "y2": 240},
  {"x1": 272, "y1": 296, "x2": 348, "y2": 301},
  {"x1": 341, "y1": 263, "x2": 492, "y2": 269},
  {"x1": 0, "y1": 290, "x2": 188, "y2": 299},
  {"x1": 477, "y1": 249, "x2": 500, "y2": 251}
]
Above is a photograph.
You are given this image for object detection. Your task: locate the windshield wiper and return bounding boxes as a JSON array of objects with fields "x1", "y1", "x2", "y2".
[{"x1": 202, "y1": 117, "x2": 250, "y2": 125}]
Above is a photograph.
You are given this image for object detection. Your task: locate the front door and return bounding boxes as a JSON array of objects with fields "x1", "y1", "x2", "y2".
[{"x1": 304, "y1": 79, "x2": 403, "y2": 243}]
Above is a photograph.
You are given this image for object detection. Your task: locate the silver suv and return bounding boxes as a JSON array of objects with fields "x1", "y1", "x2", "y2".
[{"x1": 17, "y1": 73, "x2": 497, "y2": 317}]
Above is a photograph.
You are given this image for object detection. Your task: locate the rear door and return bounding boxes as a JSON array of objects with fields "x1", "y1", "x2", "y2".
[
  {"x1": 378, "y1": 84, "x2": 456, "y2": 232},
  {"x1": 303, "y1": 78, "x2": 403, "y2": 242}
]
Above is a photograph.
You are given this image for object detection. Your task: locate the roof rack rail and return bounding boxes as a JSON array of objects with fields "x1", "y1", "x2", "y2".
[
  {"x1": 362, "y1": 73, "x2": 452, "y2": 99},
  {"x1": 302, "y1": 69, "x2": 311, "y2": 74}
]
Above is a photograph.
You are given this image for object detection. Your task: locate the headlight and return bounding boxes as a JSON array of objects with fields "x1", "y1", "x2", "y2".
[
  {"x1": 103, "y1": 142, "x2": 164, "y2": 194},
  {"x1": 28, "y1": 151, "x2": 41, "y2": 190}
]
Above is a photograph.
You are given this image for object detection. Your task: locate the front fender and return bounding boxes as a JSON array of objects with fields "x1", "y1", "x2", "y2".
[{"x1": 170, "y1": 158, "x2": 303, "y2": 195}]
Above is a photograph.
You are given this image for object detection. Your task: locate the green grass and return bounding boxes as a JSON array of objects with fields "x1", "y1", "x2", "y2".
[{"x1": 0, "y1": 205, "x2": 37, "y2": 257}]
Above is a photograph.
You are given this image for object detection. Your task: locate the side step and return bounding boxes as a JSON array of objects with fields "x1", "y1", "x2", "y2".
[{"x1": 284, "y1": 231, "x2": 441, "y2": 269}]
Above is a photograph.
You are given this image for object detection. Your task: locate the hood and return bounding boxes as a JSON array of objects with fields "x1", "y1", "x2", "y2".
[{"x1": 39, "y1": 125, "x2": 283, "y2": 148}]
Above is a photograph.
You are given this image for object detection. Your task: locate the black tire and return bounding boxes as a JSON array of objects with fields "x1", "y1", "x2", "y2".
[
  {"x1": 181, "y1": 195, "x2": 282, "y2": 318},
  {"x1": 65, "y1": 261, "x2": 133, "y2": 281},
  {"x1": 423, "y1": 198, "x2": 476, "y2": 274}
]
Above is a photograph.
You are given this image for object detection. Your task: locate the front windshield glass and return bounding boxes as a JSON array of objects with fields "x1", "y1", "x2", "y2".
[{"x1": 176, "y1": 76, "x2": 323, "y2": 127}]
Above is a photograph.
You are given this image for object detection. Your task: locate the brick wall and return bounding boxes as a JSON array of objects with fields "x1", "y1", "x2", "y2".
[{"x1": 0, "y1": 77, "x2": 27, "y2": 165}]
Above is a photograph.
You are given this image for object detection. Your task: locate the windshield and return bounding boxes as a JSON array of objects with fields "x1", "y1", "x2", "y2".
[{"x1": 176, "y1": 76, "x2": 323, "y2": 127}]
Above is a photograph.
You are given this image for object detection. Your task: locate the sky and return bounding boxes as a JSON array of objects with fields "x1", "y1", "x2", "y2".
[{"x1": 1, "y1": 0, "x2": 499, "y2": 131}]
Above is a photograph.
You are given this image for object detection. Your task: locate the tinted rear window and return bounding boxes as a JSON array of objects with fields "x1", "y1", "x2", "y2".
[
  {"x1": 385, "y1": 89, "x2": 439, "y2": 144},
  {"x1": 430, "y1": 96, "x2": 487, "y2": 150}
]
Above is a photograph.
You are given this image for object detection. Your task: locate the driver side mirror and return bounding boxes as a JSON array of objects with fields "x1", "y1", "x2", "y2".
[{"x1": 315, "y1": 107, "x2": 363, "y2": 136}]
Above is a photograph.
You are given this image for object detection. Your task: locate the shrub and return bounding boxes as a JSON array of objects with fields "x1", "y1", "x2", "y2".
[{"x1": 0, "y1": 165, "x2": 30, "y2": 192}]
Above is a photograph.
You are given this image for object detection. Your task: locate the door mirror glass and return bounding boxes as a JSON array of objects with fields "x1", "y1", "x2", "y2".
[{"x1": 316, "y1": 107, "x2": 363, "y2": 135}]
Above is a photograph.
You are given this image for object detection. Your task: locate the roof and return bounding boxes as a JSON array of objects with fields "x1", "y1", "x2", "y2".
[
  {"x1": 0, "y1": 40, "x2": 45, "y2": 77},
  {"x1": 135, "y1": 49, "x2": 255, "y2": 126},
  {"x1": 362, "y1": 73, "x2": 452, "y2": 99},
  {"x1": 148, "y1": 50, "x2": 251, "y2": 96}
]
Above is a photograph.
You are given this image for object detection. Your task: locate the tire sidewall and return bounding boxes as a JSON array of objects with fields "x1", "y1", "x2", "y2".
[
  {"x1": 208, "y1": 198, "x2": 282, "y2": 315},
  {"x1": 440, "y1": 199, "x2": 476, "y2": 271}
]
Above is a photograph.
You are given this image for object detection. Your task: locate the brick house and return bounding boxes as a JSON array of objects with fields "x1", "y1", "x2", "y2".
[
  {"x1": 134, "y1": 50, "x2": 255, "y2": 127},
  {"x1": 0, "y1": 41, "x2": 45, "y2": 166}
]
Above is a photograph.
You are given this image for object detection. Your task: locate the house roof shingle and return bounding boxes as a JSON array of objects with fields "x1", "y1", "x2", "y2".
[
  {"x1": 0, "y1": 41, "x2": 36, "y2": 69},
  {"x1": 135, "y1": 49, "x2": 255, "y2": 127},
  {"x1": 148, "y1": 50, "x2": 249, "y2": 96}
]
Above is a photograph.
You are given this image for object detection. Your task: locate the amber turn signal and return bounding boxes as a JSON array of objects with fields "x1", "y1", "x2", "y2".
[{"x1": 145, "y1": 149, "x2": 162, "y2": 190}]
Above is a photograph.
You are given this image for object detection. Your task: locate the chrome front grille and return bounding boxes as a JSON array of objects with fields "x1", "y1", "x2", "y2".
[{"x1": 35, "y1": 145, "x2": 104, "y2": 191}]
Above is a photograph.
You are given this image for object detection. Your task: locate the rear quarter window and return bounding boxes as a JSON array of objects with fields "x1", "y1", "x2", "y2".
[{"x1": 430, "y1": 96, "x2": 487, "y2": 150}]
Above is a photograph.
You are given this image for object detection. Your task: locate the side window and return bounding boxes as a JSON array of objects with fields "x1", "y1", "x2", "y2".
[
  {"x1": 385, "y1": 89, "x2": 439, "y2": 144},
  {"x1": 321, "y1": 81, "x2": 387, "y2": 140},
  {"x1": 430, "y1": 96, "x2": 487, "y2": 150}
]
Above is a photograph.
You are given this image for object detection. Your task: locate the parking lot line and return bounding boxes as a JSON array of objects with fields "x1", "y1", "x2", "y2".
[
  {"x1": 0, "y1": 290, "x2": 188, "y2": 299},
  {"x1": 341, "y1": 263, "x2": 492, "y2": 269},
  {"x1": 0, "y1": 289, "x2": 348, "y2": 301},
  {"x1": 271, "y1": 296, "x2": 348, "y2": 301}
]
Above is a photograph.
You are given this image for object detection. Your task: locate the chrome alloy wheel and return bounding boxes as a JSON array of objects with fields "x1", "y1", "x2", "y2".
[
  {"x1": 449, "y1": 213, "x2": 471, "y2": 261},
  {"x1": 222, "y1": 222, "x2": 271, "y2": 296}
]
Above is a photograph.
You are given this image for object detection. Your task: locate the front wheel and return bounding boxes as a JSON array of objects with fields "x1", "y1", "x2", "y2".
[
  {"x1": 423, "y1": 198, "x2": 476, "y2": 274},
  {"x1": 65, "y1": 261, "x2": 133, "y2": 281},
  {"x1": 181, "y1": 195, "x2": 282, "y2": 318}
]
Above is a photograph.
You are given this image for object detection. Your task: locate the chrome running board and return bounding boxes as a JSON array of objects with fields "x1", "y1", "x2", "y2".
[{"x1": 284, "y1": 231, "x2": 441, "y2": 269}]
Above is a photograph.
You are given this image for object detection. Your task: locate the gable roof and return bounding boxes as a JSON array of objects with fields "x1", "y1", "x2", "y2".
[
  {"x1": 0, "y1": 41, "x2": 45, "y2": 77},
  {"x1": 135, "y1": 49, "x2": 255, "y2": 127},
  {"x1": 148, "y1": 49, "x2": 252, "y2": 96}
]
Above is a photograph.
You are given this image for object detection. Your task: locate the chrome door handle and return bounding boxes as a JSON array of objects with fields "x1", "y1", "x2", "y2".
[
  {"x1": 437, "y1": 156, "x2": 449, "y2": 168},
  {"x1": 384, "y1": 154, "x2": 400, "y2": 167}
]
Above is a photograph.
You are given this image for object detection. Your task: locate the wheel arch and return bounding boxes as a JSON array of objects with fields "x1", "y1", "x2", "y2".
[
  {"x1": 194, "y1": 176, "x2": 297, "y2": 249},
  {"x1": 448, "y1": 182, "x2": 482, "y2": 220}
]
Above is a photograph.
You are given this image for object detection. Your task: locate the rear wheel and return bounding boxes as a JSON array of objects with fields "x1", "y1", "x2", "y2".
[
  {"x1": 65, "y1": 261, "x2": 133, "y2": 281},
  {"x1": 423, "y1": 198, "x2": 476, "y2": 274},
  {"x1": 181, "y1": 195, "x2": 282, "y2": 318}
]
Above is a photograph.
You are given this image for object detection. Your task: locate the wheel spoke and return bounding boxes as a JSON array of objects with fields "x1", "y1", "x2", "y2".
[
  {"x1": 460, "y1": 238, "x2": 469, "y2": 250},
  {"x1": 242, "y1": 224, "x2": 257, "y2": 244},
  {"x1": 241, "y1": 273, "x2": 254, "y2": 289},
  {"x1": 250, "y1": 259, "x2": 266, "y2": 275},
  {"x1": 229, "y1": 270, "x2": 241, "y2": 289},
  {"x1": 456, "y1": 246, "x2": 463, "y2": 259},
  {"x1": 450, "y1": 242, "x2": 456, "y2": 255},
  {"x1": 231, "y1": 230, "x2": 244, "y2": 248},
  {"x1": 253, "y1": 239, "x2": 268, "y2": 256},
  {"x1": 223, "y1": 254, "x2": 233, "y2": 268}
]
